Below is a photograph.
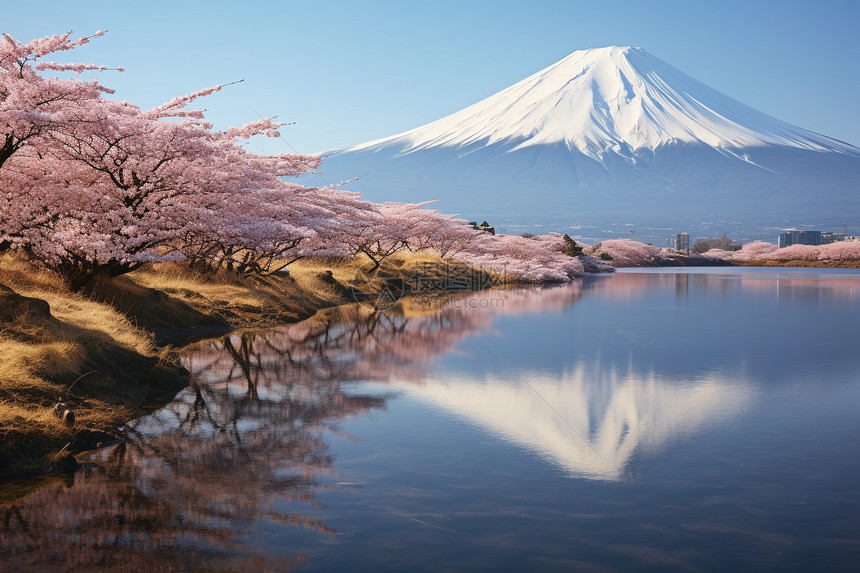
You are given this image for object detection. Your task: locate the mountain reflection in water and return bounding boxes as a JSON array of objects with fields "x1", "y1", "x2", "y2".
[{"x1": 394, "y1": 365, "x2": 751, "y2": 481}]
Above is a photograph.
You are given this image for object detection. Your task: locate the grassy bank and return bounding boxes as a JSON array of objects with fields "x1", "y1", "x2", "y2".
[
  {"x1": 0, "y1": 257, "x2": 185, "y2": 477},
  {"x1": 0, "y1": 253, "x2": 494, "y2": 479}
]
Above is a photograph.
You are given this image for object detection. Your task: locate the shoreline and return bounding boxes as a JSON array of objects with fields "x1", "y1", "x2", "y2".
[
  {"x1": 0, "y1": 254, "x2": 499, "y2": 481},
  {"x1": 609, "y1": 253, "x2": 860, "y2": 269}
]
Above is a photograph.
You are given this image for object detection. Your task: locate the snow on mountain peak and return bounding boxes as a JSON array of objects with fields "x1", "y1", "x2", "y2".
[{"x1": 342, "y1": 46, "x2": 855, "y2": 161}]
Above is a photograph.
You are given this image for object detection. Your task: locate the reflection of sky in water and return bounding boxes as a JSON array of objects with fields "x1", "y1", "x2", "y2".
[{"x1": 440, "y1": 269, "x2": 860, "y2": 382}]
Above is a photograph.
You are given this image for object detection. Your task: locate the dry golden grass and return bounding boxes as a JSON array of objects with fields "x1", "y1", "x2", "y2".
[
  {"x1": 24, "y1": 291, "x2": 154, "y2": 355},
  {"x1": 0, "y1": 255, "x2": 154, "y2": 354},
  {"x1": 0, "y1": 339, "x2": 83, "y2": 385},
  {"x1": 0, "y1": 401, "x2": 57, "y2": 429},
  {"x1": 131, "y1": 262, "x2": 267, "y2": 311},
  {"x1": 0, "y1": 255, "x2": 185, "y2": 477},
  {"x1": 129, "y1": 257, "x2": 367, "y2": 328},
  {"x1": 289, "y1": 256, "x2": 361, "y2": 285}
]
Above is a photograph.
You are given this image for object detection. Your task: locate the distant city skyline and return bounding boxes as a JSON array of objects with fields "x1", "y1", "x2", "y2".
[{"x1": 4, "y1": 0, "x2": 858, "y2": 156}]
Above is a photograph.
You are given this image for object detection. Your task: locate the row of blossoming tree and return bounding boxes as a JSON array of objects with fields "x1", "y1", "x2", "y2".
[
  {"x1": 0, "y1": 31, "x2": 606, "y2": 291},
  {"x1": 702, "y1": 240, "x2": 860, "y2": 263},
  {"x1": 585, "y1": 238, "x2": 860, "y2": 267}
]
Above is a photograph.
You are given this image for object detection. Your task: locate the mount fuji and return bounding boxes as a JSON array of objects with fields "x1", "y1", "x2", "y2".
[{"x1": 312, "y1": 47, "x2": 860, "y2": 241}]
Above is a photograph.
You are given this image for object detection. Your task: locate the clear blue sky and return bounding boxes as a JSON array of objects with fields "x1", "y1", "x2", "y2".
[{"x1": 4, "y1": 0, "x2": 858, "y2": 155}]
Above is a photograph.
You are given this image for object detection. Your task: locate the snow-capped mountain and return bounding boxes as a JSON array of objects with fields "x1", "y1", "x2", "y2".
[{"x1": 313, "y1": 47, "x2": 860, "y2": 241}]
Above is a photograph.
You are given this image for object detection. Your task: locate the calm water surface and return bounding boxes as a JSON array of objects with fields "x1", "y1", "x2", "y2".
[{"x1": 2, "y1": 268, "x2": 859, "y2": 571}]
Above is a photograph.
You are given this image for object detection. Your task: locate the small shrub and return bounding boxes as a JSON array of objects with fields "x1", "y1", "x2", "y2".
[{"x1": 563, "y1": 234, "x2": 584, "y2": 256}]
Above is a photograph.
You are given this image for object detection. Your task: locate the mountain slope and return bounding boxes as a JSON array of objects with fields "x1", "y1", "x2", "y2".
[{"x1": 314, "y1": 47, "x2": 860, "y2": 241}]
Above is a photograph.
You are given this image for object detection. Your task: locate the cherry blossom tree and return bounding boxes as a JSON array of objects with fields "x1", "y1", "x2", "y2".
[
  {"x1": 0, "y1": 31, "x2": 115, "y2": 170},
  {"x1": 4, "y1": 91, "x2": 323, "y2": 289},
  {"x1": 589, "y1": 239, "x2": 661, "y2": 267},
  {"x1": 703, "y1": 240, "x2": 779, "y2": 262},
  {"x1": 455, "y1": 232, "x2": 610, "y2": 282},
  {"x1": 0, "y1": 31, "x2": 122, "y2": 253},
  {"x1": 1, "y1": 31, "x2": 333, "y2": 289},
  {"x1": 178, "y1": 183, "x2": 362, "y2": 275},
  {"x1": 338, "y1": 202, "x2": 428, "y2": 269},
  {"x1": 402, "y1": 207, "x2": 480, "y2": 259},
  {"x1": 703, "y1": 239, "x2": 860, "y2": 263},
  {"x1": 817, "y1": 240, "x2": 860, "y2": 261}
]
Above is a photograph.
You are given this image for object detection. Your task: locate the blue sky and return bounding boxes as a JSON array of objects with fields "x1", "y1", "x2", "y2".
[{"x1": 4, "y1": 0, "x2": 858, "y2": 155}]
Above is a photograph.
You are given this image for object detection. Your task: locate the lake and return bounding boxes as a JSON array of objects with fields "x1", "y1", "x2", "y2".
[{"x1": 2, "y1": 267, "x2": 859, "y2": 571}]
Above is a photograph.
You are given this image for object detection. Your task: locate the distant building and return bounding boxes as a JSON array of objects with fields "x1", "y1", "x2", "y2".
[
  {"x1": 693, "y1": 236, "x2": 741, "y2": 253},
  {"x1": 675, "y1": 232, "x2": 689, "y2": 253},
  {"x1": 821, "y1": 232, "x2": 848, "y2": 244},
  {"x1": 776, "y1": 230, "x2": 858, "y2": 248},
  {"x1": 778, "y1": 230, "x2": 823, "y2": 248}
]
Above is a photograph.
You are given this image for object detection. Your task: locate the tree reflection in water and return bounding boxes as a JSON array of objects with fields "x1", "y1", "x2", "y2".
[{"x1": 2, "y1": 288, "x2": 587, "y2": 571}]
